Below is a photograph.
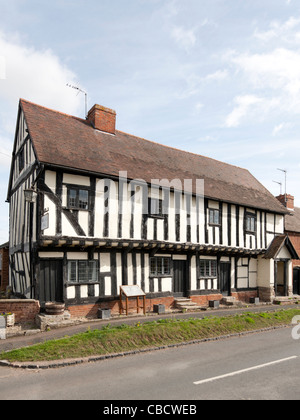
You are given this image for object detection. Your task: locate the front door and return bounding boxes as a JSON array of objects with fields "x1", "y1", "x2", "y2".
[
  {"x1": 173, "y1": 260, "x2": 187, "y2": 297},
  {"x1": 220, "y1": 262, "x2": 231, "y2": 296},
  {"x1": 293, "y1": 268, "x2": 300, "y2": 295},
  {"x1": 39, "y1": 260, "x2": 64, "y2": 307}
]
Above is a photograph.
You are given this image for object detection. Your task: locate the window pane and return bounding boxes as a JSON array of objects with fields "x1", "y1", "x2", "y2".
[
  {"x1": 200, "y1": 261, "x2": 205, "y2": 277},
  {"x1": 163, "y1": 258, "x2": 171, "y2": 275},
  {"x1": 247, "y1": 216, "x2": 255, "y2": 232},
  {"x1": 69, "y1": 189, "x2": 77, "y2": 208},
  {"x1": 214, "y1": 210, "x2": 220, "y2": 225},
  {"x1": 150, "y1": 258, "x2": 156, "y2": 276},
  {"x1": 79, "y1": 190, "x2": 89, "y2": 210},
  {"x1": 211, "y1": 261, "x2": 217, "y2": 277},
  {"x1": 157, "y1": 258, "x2": 163, "y2": 275},
  {"x1": 88, "y1": 261, "x2": 98, "y2": 282},
  {"x1": 68, "y1": 261, "x2": 77, "y2": 282},
  {"x1": 78, "y1": 261, "x2": 88, "y2": 283},
  {"x1": 209, "y1": 209, "x2": 220, "y2": 225}
]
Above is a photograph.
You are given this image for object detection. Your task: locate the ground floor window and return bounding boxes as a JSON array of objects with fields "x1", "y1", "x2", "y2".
[
  {"x1": 199, "y1": 260, "x2": 217, "y2": 278},
  {"x1": 150, "y1": 257, "x2": 171, "y2": 276},
  {"x1": 68, "y1": 260, "x2": 98, "y2": 283}
]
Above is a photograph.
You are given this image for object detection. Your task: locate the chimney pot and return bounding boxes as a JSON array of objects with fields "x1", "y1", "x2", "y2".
[{"x1": 87, "y1": 104, "x2": 116, "y2": 135}]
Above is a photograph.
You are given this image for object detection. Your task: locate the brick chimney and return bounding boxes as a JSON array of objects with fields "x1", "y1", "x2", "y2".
[
  {"x1": 276, "y1": 194, "x2": 295, "y2": 211},
  {"x1": 87, "y1": 104, "x2": 116, "y2": 135}
]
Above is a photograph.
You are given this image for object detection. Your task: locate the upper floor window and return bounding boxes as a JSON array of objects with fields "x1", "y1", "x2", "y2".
[
  {"x1": 209, "y1": 209, "x2": 220, "y2": 226},
  {"x1": 246, "y1": 214, "x2": 256, "y2": 233},
  {"x1": 68, "y1": 187, "x2": 89, "y2": 210},
  {"x1": 148, "y1": 198, "x2": 163, "y2": 218}
]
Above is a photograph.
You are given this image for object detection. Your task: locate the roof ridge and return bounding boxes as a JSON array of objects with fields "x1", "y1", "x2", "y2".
[
  {"x1": 116, "y1": 128, "x2": 250, "y2": 173},
  {"x1": 20, "y1": 98, "x2": 87, "y2": 124}
]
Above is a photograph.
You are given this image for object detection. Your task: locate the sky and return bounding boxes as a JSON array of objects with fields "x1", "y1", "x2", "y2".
[{"x1": 0, "y1": 0, "x2": 300, "y2": 243}]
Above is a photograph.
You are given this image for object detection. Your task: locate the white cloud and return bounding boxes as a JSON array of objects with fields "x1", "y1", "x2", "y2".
[
  {"x1": 224, "y1": 47, "x2": 300, "y2": 127},
  {"x1": 0, "y1": 31, "x2": 83, "y2": 243},
  {"x1": 254, "y1": 17, "x2": 300, "y2": 43},
  {"x1": 229, "y1": 48, "x2": 300, "y2": 94},
  {"x1": 225, "y1": 95, "x2": 263, "y2": 128},
  {"x1": 0, "y1": 31, "x2": 82, "y2": 116},
  {"x1": 170, "y1": 26, "x2": 197, "y2": 51},
  {"x1": 0, "y1": 56, "x2": 5, "y2": 79}
]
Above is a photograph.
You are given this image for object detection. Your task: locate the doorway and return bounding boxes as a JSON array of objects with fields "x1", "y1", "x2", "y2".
[
  {"x1": 274, "y1": 260, "x2": 288, "y2": 297},
  {"x1": 173, "y1": 260, "x2": 187, "y2": 297},
  {"x1": 293, "y1": 267, "x2": 300, "y2": 295},
  {"x1": 220, "y1": 262, "x2": 231, "y2": 296},
  {"x1": 39, "y1": 259, "x2": 64, "y2": 307}
]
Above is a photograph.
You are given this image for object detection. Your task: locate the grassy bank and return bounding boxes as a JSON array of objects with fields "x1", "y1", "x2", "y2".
[{"x1": 1, "y1": 309, "x2": 299, "y2": 363}]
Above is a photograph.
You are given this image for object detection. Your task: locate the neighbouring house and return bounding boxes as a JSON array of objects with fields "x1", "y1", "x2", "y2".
[
  {"x1": 276, "y1": 194, "x2": 300, "y2": 295},
  {"x1": 0, "y1": 242, "x2": 9, "y2": 294},
  {"x1": 6, "y1": 99, "x2": 299, "y2": 317}
]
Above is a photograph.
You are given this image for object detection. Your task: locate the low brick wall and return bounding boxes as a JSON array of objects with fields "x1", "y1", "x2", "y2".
[
  {"x1": 67, "y1": 296, "x2": 176, "y2": 318},
  {"x1": 0, "y1": 300, "x2": 40, "y2": 323}
]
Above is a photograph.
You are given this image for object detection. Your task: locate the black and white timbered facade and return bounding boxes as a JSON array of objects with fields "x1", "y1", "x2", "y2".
[{"x1": 7, "y1": 99, "x2": 298, "y2": 315}]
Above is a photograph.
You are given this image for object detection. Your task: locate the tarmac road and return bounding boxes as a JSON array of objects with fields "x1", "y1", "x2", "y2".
[{"x1": 1, "y1": 326, "x2": 300, "y2": 401}]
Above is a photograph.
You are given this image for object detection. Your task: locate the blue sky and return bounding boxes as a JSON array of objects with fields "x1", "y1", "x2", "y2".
[{"x1": 0, "y1": 0, "x2": 300, "y2": 243}]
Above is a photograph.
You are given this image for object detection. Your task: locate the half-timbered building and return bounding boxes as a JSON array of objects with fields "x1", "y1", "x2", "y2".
[{"x1": 6, "y1": 99, "x2": 299, "y2": 316}]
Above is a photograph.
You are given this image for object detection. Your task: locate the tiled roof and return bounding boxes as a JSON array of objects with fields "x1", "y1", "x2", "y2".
[
  {"x1": 20, "y1": 99, "x2": 288, "y2": 214},
  {"x1": 264, "y1": 235, "x2": 299, "y2": 259},
  {"x1": 285, "y1": 207, "x2": 300, "y2": 233}
]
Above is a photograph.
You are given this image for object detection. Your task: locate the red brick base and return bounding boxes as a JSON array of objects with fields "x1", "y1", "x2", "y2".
[
  {"x1": 67, "y1": 290, "x2": 259, "y2": 318},
  {"x1": 0, "y1": 300, "x2": 40, "y2": 323}
]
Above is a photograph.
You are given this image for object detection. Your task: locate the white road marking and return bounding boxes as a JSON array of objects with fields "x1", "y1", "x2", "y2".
[{"x1": 193, "y1": 356, "x2": 298, "y2": 386}]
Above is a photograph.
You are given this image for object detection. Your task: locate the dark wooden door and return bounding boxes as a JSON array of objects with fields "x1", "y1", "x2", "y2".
[
  {"x1": 293, "y1": 268, "x2": 300, "y2": 295},
  {"x1": 220, "y1": 262, "x2": 231, "y2": 296},
  {"x1": 39, "y1": 260, "x2": 64, "y2": 307},
  {"x1": 173, "y1": 260, "x2": 187, "y2": 297}
]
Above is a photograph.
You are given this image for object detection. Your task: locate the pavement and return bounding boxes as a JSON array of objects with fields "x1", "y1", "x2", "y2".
[{"x1": 0, "y1": 303, "x2": 299, "y2": 369}]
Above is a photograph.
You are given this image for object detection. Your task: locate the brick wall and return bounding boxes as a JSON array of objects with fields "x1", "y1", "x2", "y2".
[
  {"x1": 0, "y1": 300, "x2": 40, "y2": 323},
  {"x1": 67, "y1": 296, "x2": 176, "y2": 318}
]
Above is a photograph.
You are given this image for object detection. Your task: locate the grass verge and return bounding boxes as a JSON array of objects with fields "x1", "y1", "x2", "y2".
[{"x1": 1, "y1": 309, "x2": 299, "y2": 363}]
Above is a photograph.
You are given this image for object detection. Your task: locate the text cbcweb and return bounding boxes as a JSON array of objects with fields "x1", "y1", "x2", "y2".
[{"x1": 103, "y1": 404, "x2": 197, "y2": 417}]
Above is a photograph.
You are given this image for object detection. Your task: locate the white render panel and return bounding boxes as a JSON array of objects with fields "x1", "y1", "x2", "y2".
[
  {"x1": 116, "y1": 253, "x2": 122, "y2": 294},
  {"x1": 81, "y1": 285, "x2": 88, "y2": 299},
  {"x1": 67, "y1": 252, "x2": 88, "y2": 260},
  {"x1": 168, "y1": 193, "x2": 176, "y2": 243},
  {"x1": 67, "y1": 286, "x2": 76, "y2": 300},
  {"x1": 105, "y1": 276, "x2": 112, "y2": 296},
  {"x1": 100, "y1": 253, "x2": 111, "y2": 272},
  {"x1": 191, "y1": 256, "x2": 197, "y2": 290},
  {"x1": 95, "y1": 179, "x2": 105, "y2": 238},
  {"x1": 39, "y1": 252, "x2": 64, "y2": 258},
  {"x1": 144, "y1": 254, "x2": 150, "y2": 293},
  {"x1": 62, "y1": 213, "x2": 77, "y2": 237},
  {"x1": 94, "y1": 284, "x2": 100, "y2": 297},
  {"x1": 78, "y1": 211, "x2": 89, "y2": 237},
  {"x1": 63, "y1": 173, "x2": 91, "y2": 187},
  {"x1": 127, "y1": 253, "x2": 133, "y2": 285},
  {"x1": 275, "y1": 214, "x2": 284, "y2": 234},
  {"x1": 162, "y1": 277, "x2": 172, "y2": 292},
  {"x1": 45, "y1": 170, "x2": 56, "y2": 193}
]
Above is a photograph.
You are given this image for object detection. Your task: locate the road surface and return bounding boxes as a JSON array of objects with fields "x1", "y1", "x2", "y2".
[{"x1": 1, "y1": 327, "x2": 300, "y2": 400}]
